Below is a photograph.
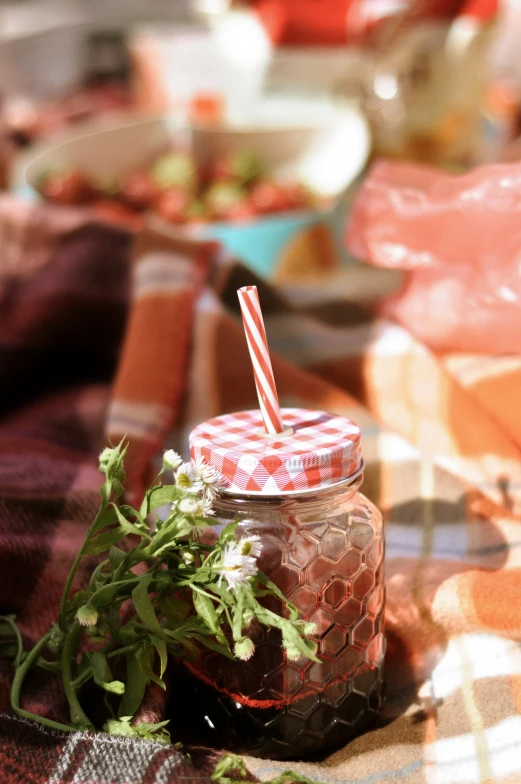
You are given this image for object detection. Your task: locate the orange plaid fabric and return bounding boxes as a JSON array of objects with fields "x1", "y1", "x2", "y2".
[{"x1": 108, "y1": 229, "x2": 521, "y2": 783}]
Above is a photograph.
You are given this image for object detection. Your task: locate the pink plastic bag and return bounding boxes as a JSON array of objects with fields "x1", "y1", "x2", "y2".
[{"x1": 346, "y1": 160, "x2": 521, "y2": 354}]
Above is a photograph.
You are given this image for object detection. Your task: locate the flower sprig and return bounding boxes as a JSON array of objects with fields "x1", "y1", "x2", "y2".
[{"x1": 0, "y1": 440, "x2": 318, "y2": 743}]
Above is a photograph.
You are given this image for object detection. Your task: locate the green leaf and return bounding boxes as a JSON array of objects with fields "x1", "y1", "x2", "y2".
[
  {"x1": 162, "y1": 630, "x2": 200, "y2": 658},
  {"x1": 151, "y1": 635, "x2": 168, "y2": 677},
  {"x1": 193, "y1": 635, "x2": 234, "y2": 660},
  {"x1": 204, "y1": 582, "x2": 235, "y2": 605},
  {"x1": 253, "y1": 603, "x2": 320, "y2": 663},
  {"x1": 106, "y1": 603, "x2": 122, "y2": 637},
  {"x1": 84, "y1": 527, "x2": 126, "y2": 556},
  {"x1": 111, "y1": 504, "x2": 151, "y2": 541},
  {"x1": 131, "y1": 579, "x2": 162, "y2": 634},
  {"x1": 105, "y1": 716, "x2": 170, "y2": 743},
  {"x1": 90, "y1": 580, "x2": 130, "y2": 609},
  {"x1": 149, "y1": 674, "x2": 167, "y2": 690},
  {"x1": 133, "y1": 719, "x2": 171, "y2": 742},
  {"x1": 137, "y1": 643, "x2": 166, "y2": 689},
  {"x1": 118, "y1": 647, "x2": 152, "y2": 718},
  {"x1": 158, "y1": 595, "x2": 191, "y2": 624},
  {"x1": 193, "y1": 590, "x2": 218, "y2": 633},
  {"x1": 218, "y1": 521, "x2": 239, "y2": 542},
  {"x1": 109, "y1": 546, "x2": 127, "y2": 571},
  {"x1": 104, "y1": 716, "x2": 134, "y2": 737},
  {"x1": 118, "y1": 626, "x2": 138, "y2": 646},
  {"x1": 140, "y1": 485, "x2": 181, "y2": 519},
  {"x1": 256, "y1": 570, "x2": 299, "y2": 621},
  {"x1": 212, "y1": 754, "x2": 248, "y2": 781},
  {"x1": 119, "y1": 504, "x2": 146, "y2": 529},
  {"x1": 89, "y1": 651, "x2": 125, "y2": 695},
  {"x1": 103, "y1": 680, "x2": 125, "y2": 695},
  {"x1": 93, "y1": 506, "x2": 119, "y2": 533}
]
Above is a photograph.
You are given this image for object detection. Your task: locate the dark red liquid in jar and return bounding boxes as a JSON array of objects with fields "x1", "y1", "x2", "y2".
[{"x1": 178, "y1": 478, "x2": 385, "y2": 759}]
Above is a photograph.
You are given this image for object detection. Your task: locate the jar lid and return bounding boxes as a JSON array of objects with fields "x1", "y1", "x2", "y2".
[{"x1": 189, "y1": 408, "x2": 362, "y2": 496}]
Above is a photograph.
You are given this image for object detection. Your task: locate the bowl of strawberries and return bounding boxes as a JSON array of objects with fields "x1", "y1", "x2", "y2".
[{"x1": 15, "y1": 105, "x2": 370, "y2": 279}]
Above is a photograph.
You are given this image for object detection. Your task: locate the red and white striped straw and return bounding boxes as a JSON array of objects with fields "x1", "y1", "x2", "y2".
[{"x1": 238, "y1": 285, "x2": 284, "y2": 435}]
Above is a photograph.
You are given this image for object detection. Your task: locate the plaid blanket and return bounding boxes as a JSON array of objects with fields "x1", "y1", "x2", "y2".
[{"x1": 1, "y1": 197, "x2": 521, "y2": 783}]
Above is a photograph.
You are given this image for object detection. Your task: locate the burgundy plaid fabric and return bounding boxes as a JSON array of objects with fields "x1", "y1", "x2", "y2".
[
  {"x1": 5, "y1": 197, "x2": 521, "y2": 784},
  {"x1": 0, "y1": 199, "x2": 241, "y2": 784}
]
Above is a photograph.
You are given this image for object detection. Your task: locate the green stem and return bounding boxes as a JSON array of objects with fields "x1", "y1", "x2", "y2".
[
  {"x1": 70, "y1": 669, "x2": 93, "y2": 690},
  {"x1": 0, "y1": 614, "x2": 24, "y2": 668},
  {"x1": 11, "y1": 631, "x2": 76, "y2": 731},
  {"x1": 88, "y1": 560, "x2": 110, "y2": 591},
  {"x1": 13, "y1": 708, "x2": 79, "y2": 733},
  {"x1": 106, "y1": 642, "x2": 142, "y2": 660},
  {"x1": 61, "y1": 623, "x2": 93, "y2": 728},
  {"x1": 35, "y1": 657, "x2": 62, "y2": 673},
  {"x1": 58, "y1": 488, "x2": 112, "y2": 631},
  {"x1": 192, "y1": 585, "x2": 221, "y2": 603}
]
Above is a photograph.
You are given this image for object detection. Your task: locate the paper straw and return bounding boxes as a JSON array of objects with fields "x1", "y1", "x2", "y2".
[{"x1": 238, "y1": 285, "x2": 284, "y2": 435}]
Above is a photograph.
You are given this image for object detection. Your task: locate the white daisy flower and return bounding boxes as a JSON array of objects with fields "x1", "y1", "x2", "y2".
[
  {"x1": 177, "y1": 497, "x2": 200, "y2": 515},
  {"x1": 194, "y1": 457, "x2": 224, "y2": 496},
  {"x1": 198, "y1": 494, "x2": 215, "y2": 517},
  {"x1": 175, "y1": 461, "x2": 197, "y2": 490},
  {"x1": 239, "y1": 535, "x2": 262, "y2": 559},
  {"x1": 163, "y1": 449, "x2": 183, "y2": 471},
  {"x1": 175, "y1": 494, "x2": 215, "y2": 518},
  {"x1": 218, "y1": 541, "x2": 258, "y2": 590}
]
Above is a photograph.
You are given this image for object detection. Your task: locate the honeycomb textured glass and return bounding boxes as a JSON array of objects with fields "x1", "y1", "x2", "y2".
[{"x1": 178, "y1": 477, "x2": 385, "y2": 759}]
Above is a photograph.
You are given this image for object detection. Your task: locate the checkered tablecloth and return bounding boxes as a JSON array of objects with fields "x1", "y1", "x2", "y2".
[
  {"x1": 109, "y1": 230, "x2": 521, "y2": 784},
  {"x1": 2, "y1": 196, "x2": 521, "y2": 784}
]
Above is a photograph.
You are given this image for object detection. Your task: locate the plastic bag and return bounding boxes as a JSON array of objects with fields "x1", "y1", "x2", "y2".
[{"x1": 346, "y1": 160, "x2": 521, "y2": 354}]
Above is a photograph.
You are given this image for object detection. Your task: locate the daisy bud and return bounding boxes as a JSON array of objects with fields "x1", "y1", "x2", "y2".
[
  {"x1": 163, "y1": 449, "x2": 183, "y2": 471},
  {"x1": 76, "y1": 605, "x2": 98, "y2": 627},
  {"x1": 99, "y1": 446, "x2": 125, "y2": 482},
  {"x1": 304, "y1": 622, "x2": 318, "y2": 637},
  {"x1": 47, "y1": 624, "x2": 65, "y2": 654},
  {"x1": 283, "y1": 641, "x2": 302, "y2": 662},
  {"x1": 234, "y1": 637, "x2": 255, "y2": 661}
]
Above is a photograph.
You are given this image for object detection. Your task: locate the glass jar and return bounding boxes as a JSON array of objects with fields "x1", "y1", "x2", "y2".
[{"x1": 181, "y1": 408, "x2": 386, "y2": 759}]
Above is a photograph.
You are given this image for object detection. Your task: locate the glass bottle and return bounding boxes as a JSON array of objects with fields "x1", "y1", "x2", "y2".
[{"x1": 177, "y1": 408, "x2": 385, "y2": 760}]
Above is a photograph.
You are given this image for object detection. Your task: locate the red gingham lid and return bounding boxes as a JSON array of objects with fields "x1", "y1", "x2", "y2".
[{"x1": 189, "y1": 408, "x2": 362, "y2": 495}]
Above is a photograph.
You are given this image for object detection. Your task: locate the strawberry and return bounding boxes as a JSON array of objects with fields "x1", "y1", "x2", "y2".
[
  {"x1": 281, "y1": 182, "x2": 312, "y2": 211},
  {"x1": 40, "y1": 170, "x2": 95, "y2": 205},
  {"x1": 91, "y1": 200, "x2": 144, "y2": 231},
  {"x1": 249, "y1": 180, "x2": 288, "y2": 214},
  {"x1": 155, "y1": 189, "x2": 191, "y2": 224},
  {"x1": 119, "y1": 172, "x2": 158, "y2": 211},
  {"x1": 226, "y1": 200, "x2": 258, "y2": 223}
]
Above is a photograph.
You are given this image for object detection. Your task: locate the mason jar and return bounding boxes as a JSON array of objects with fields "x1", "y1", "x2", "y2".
[{"x1": 180, "y1": 408, "x2": 385, "y2": 760}]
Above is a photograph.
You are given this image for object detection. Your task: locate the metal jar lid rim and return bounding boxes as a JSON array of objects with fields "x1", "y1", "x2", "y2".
[{"x1": 218, "y1": 459, "x2": 365, "y2": 498}]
